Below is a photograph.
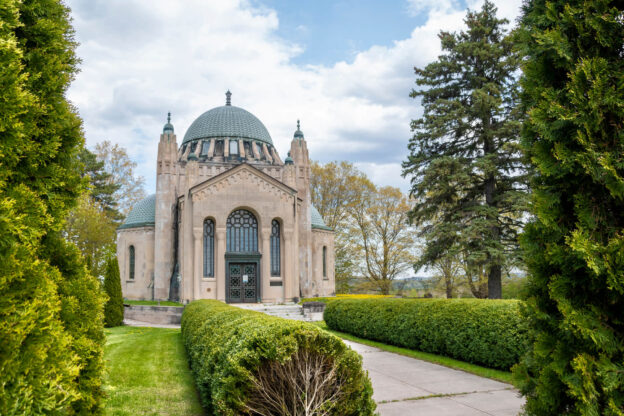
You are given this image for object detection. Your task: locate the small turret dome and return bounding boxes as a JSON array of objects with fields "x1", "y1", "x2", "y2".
[
  {"x1": 163, "y1": 112, "x2": 174, "y2": 134},
  {"x1": 119, "y1": 195, "x2": 156, "y2": 230},
  {"x1": 285, "y1": 151, "x2": 294, "y2": 165}
]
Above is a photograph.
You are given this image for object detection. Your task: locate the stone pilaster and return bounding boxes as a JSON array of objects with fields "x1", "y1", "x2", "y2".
[
  {"x1": 261, "y1": 228, "x2": 271, "y2": 302},
  {"x1": 193, "y1": 226, "x2": 202, "y2": 300},
  {"x1": 216, "y1": 228, "x2": 226, "y2": 301},
  {"x1": 283, "y1": 229, "x2": 294, "y2": 300}
]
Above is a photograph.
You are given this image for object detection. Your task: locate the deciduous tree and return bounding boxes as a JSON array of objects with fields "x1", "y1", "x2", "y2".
[
  {"x1": 310, "y1": 161, "x2": 374, "y2": 293},
  {"x1": 513, "y1": 1, "x2": 624, "y2": 414},
  {"x1": 95, "y1": 141, "x2": 146, "y2": 217},
  {"x1": 64, "y1": 194, "x2": 117, "y2": 278},
  {"x1": 351, "y1": 186, "x2": 417, "y2": 295},
  {"x1": 402, "y1": 0, "x2": 527, "y2": 299}
]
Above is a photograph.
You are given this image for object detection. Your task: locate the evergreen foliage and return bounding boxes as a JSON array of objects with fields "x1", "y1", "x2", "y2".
[
  {"x1": 103, "y1": 256, "x2": 124, "y2": 328},
  {"x1": 0, "y1": 0, "x2": 105, "y2": 413},
  {"x1": 513, "y1": 1, "x2": 624, "y2": 414},
  {"x1": 42, "y1": 234, "x2": 105, "y2": 414},
  {"x1": 77, "y1": 147, "x2": 121, "y2": 221},
  {"x1": 402, "y1": 1, "x2": 527, "y2": 298},
  {"x1": 324, "y1": 298, "x2": 525, "y2": 370},
  {"x1": 181, "y1": 300, "x2": 376, "y2": 415}
]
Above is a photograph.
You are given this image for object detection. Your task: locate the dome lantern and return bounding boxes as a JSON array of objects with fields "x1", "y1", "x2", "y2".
[
  {"x1": 163, "y1": 111, "x2": 174, "y2": 134},
  {"x1": 293, "y1": 119, "x2": 304, "y2": 140}
]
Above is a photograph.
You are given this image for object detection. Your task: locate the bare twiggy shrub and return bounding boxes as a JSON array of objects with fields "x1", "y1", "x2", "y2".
[{"x1": 244, "y1": 349, "x2": 345, "y2": 416}]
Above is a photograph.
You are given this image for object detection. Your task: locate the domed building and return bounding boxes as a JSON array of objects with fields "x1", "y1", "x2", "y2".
[{"x1": 116, "y1": 91, "x2": 335, "y2": 303}]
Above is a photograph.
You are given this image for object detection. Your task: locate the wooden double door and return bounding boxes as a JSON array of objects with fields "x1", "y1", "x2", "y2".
[{"x1": 227, "y1": 262, "x2": 259, "y2": 303}]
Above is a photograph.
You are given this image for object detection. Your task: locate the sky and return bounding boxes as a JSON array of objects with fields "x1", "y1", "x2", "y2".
[{"x1": 65, "y1": 0, "x2": 523, "y2": 194}]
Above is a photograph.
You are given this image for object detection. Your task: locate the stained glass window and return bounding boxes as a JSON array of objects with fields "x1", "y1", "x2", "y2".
[
  {"x1": 203, "y1": 219, "x2": 214, "y2": 277},
  {"x1": 271, "y1": 220, "x2": 281, "y2": 276},
  {"x1": 129, "y1": 245, "x2": 135, "y2": 280},
  {"x1": 226, "y1": 209, "x2": 258, "y2": 253}
]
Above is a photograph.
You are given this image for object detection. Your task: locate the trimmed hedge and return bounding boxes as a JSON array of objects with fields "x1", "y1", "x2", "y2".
[
  {"x1": 325, "y1": 298, "x2": 526, "y2": 370},
  {"x1": 300, "y1": 294, "x2": 393, "y2": 304},
  {"x1": 181, "y1": 300, "x2": 375, "y2": 415}
]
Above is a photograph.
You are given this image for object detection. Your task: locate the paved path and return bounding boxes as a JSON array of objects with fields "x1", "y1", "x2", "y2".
[
  {"x1": 124, "y1": 320, "x2": 524, "y2": 415},
  {"x1": 344, "y1": 341, "x2": 525, "y2": 416}
]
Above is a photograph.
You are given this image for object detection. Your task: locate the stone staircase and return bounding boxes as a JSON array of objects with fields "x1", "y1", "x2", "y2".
[{"x1": 234, "y1": 303, "x2": 308, "y2": 321}]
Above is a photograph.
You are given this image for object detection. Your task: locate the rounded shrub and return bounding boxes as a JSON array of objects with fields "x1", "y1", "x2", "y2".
[
  {"x1": 324, "y1": 298, "x2": 526, "y2": 370},
  {"x1": 181, "y1": 300, "x2": 375, "y2": 416}
]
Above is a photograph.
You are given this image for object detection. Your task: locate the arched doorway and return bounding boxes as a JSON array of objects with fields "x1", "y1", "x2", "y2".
[{"x1": 225, "y1": 209, "x2": 261, "y2": 303}]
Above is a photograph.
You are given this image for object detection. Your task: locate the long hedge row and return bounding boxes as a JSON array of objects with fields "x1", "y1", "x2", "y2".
[
  {"x1": 324, "y1": 298, "x2": 526, "y2": 370},
  {"x1": 181, "y1": 300, "x2": 375, "y2": 415}
]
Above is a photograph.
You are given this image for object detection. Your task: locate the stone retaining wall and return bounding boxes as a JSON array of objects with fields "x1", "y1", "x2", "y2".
[{"x1": 123, "y1": 304, "x2": 184, "y2": 325}]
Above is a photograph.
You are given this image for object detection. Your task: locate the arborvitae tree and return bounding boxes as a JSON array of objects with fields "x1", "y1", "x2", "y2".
[
  {"x1": 513, "y1": 1, "x2": 624, "y2": 414},
  {"x1": 0, "y1": 0, "x2": 105, "y2": 414},
  {"x1": 402, "y1": 1, "x2": 526, "y2": 298},
  {"x1": 103, "y1": 256, "x2": 124, "y2": 328}
]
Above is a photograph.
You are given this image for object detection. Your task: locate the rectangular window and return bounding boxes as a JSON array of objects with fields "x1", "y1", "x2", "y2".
[
  {"x1": 200, "y1": 141, "x2": 210, "y2": 156},
  {"x1": 129, "y1": 245, "x2": 135, "y2": 280},
  {"x1": 229, "y1": 140, "x2": 239, "y2": 155},
  {"x1": 203, "y1": 219, "x2": 214, "y2": 277},
  {"x1": 322, "y1": 246, "x2": 327, "y2": 279},
  {"x1": 271, "y1": 220, "x2": 281, "y2": 276},
  {"x1": 215, "y1": 140, "x2": 224, "y2": 156}
]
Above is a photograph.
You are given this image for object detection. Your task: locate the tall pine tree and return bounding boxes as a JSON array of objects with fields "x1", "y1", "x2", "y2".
[
  {"x1": 0, "y1": 0, "x2": 105, "y2": 413},
  {"x1": 402, "y1": 1, "x2": 526, "y2": 298},
  {"x1": 513, "y1": 1, "x2": 624, "y2": 414}
]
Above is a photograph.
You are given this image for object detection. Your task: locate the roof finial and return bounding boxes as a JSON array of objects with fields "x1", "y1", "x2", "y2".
[
  {"x1": 167, "y1": 111, "x2": 171, "y2": 123},
  {"x1": 226, "y1": 90, "x2": 232, "y2": 106},
  {"x1": 297, "y1": 119, "x2": 300, "y2": 130}
]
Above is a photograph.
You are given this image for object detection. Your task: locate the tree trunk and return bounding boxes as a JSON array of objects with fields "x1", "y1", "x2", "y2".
[
  {"x1": 445, "y1": 274, "x2": 453, "y2": 298},
  {"x1": 488, "y1": 263, "x2": 502, "y2": 299}
]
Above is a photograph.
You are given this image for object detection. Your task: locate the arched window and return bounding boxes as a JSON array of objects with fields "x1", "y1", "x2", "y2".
[
  {"x1": 322, "y1": 246, "x2": 327, "y2": 279},
  {"x1": 129, "y1": 245, "x2": 135, "y2": 280},
  {"x1": 203, "y1": 219, "x2": 214, "y2": 277},
  {"x1": 271, "y1": 220, "x2": 281, "y2": 276},
  {"x1": 229, "y1": 140, "x2": 239, "y2": 155},
  {"x1": 226, "y1": 209, "x2": 258, "y2": 252}
]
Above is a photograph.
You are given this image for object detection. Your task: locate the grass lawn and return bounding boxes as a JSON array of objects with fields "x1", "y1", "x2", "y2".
[
  {"x1": 313, "y1": 321, "x2": 514, "y2": 384},
  {"x1": 104, "y1": 326, "x2": 203, "y2": 416},
  {"x1": 124, "y1": 300, "x2": 183, "y2": 307}
]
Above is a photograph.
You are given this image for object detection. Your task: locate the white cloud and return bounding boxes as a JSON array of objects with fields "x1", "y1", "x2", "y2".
[{"x1": 66, "y1": 0, "x2": 522, "y2": 195}]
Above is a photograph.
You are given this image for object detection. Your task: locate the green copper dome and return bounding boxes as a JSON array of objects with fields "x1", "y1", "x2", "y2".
[
  {"x1": 311, "y1": 205, "x2": 332, "y2": 231},
  {"x1": 182, "y1": 105, "x2": 273, "y2": 146},
  {"x1": 118, "y1": 195, "x2": 156, "y2": 230}
]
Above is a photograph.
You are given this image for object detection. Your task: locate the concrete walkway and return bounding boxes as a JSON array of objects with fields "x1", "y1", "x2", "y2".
[
  {"x1": 124, "y1": 320, "x2": 524, "y2": 415},
  {"x1": 344, "y1": 341, "x2": 525, "y2": 416}
]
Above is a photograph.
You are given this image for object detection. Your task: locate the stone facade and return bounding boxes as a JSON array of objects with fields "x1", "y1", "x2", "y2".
[{"x1": 117, "y1": 95, "x2": 335, "y2": 303}]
